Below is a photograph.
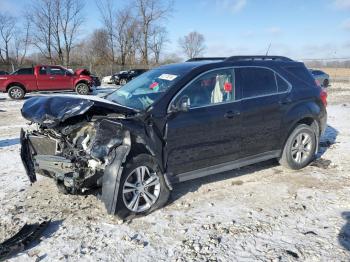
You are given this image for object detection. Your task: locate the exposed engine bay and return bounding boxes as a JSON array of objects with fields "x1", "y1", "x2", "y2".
[{"x1": 22, "y1": 119, "x2": 129, "y2": 194}]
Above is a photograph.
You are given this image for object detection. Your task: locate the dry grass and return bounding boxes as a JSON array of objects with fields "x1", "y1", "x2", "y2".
[{"x1": 315, "y1": 68, "x2": 350, "y2": 78}]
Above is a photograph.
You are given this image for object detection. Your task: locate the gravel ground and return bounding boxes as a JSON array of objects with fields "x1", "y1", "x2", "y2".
[{"x1": 0, "y1": 84, "x2": 349, "y2": 261}]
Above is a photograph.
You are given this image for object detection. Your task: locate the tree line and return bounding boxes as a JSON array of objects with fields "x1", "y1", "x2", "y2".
[{"x1": 0, "y1": 0, "x2": 207, "y2": 75}]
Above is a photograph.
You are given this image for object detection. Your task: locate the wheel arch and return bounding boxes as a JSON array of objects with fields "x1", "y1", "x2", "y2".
[
  {"x1": 6, "y1": 82, "x2": 26, "y2": 92},
  {"x1": 75, "y1": 80, "x2": 89, "y2": 87}
]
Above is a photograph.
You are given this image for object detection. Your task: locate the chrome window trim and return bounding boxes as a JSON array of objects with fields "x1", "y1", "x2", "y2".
[{"x1": 167, "y1": 66, "x2": 292, "y2": 113}]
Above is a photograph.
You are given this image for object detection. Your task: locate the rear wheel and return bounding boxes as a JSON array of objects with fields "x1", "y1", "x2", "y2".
[
  {"x1": 8, "y1": 86, "x2": 25, "y2": 100},
  {"x1": 115, "y1": 154, "x2": 170, "y2": 220},
  {"x1": 75, "y1": 83, "x2": 90, "y2": 95},
  {"x1": 279, "y1": 124, "x2": 317, "y2": 170}
]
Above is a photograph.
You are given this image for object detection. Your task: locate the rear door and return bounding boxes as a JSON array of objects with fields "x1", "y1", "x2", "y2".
[
  {"x1": 166, "y1": 68, "x2": 242, "y2": 175},
  {"x1": 236, "y1": 67, "x2": 291, "y2": 158}
]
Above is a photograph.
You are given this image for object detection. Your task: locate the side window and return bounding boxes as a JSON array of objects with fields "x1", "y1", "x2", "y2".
[
  {"x1": 236, "y1": 67, "x2": 277, "y2": 98},
  {"x1": 39, "y1": 66, "x2": 47, "y2": 75},
  {"x1": 179, "y1": 68, "x2": 235, "y2": 108},
  {"x1": 49, "y1": 67, "x2": 65, "y2": 76},
  {"x1": 276, "y1": 74, "x2": 290, "y2": 92},
  {"x1": 16, "y1": 68, "x2": 34, "y2": 75}
]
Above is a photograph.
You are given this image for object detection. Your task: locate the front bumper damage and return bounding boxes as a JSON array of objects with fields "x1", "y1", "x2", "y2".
[{"x1": 20, "y1": 119, "x2": 131, "y2": 214}]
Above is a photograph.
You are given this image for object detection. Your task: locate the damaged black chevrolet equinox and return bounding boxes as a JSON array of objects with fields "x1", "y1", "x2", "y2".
[{"x1": 20, "y1": 56, "x2": 327, "y2": 219}]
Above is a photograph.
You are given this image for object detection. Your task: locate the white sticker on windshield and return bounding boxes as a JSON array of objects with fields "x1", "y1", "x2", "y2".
[{"x1": 158, "y1": 74, "x2": 178, "y2": 81}]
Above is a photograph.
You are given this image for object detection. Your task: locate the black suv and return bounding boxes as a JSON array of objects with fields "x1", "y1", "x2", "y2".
[
  {"x1": 112, "y1": 69, "x2": 148, "y2": 85},
  {"x1": 20, "y1": 56, "x2": 327, "y2": 219}
]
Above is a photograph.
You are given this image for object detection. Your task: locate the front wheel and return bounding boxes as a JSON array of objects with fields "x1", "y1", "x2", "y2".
[
  {"x1": 115, "y1": 154, "x2": 170, "y2": 220},
  {"x1": 8, "y1": 86, "x2": 25, "y2": 100},
  {"x1": 75, "y1": 83, "x2": 90, "y2": 95},
  {"x1": 279, "y1": 124, "x2": 317, "y2": 170}
]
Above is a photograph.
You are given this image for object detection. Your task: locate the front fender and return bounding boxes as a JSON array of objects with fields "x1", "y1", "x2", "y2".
[{"x1": 100, "y1": 129, "x2": 131, "y2": 214}]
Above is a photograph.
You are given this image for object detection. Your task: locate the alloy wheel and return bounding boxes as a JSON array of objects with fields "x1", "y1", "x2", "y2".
[
  {"x1": 122, "y1": 166, "x2": 160, "y2": 213},
  {"x1": 291, "y1": 132, "x2": 312, "y2": 164},
  {"x1": 10, "y1": 88, "x2": 23, "y2": 99}
]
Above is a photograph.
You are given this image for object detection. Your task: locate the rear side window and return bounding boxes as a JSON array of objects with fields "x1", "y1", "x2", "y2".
[
  {"x1": 276, "y1": 74, "x2": 290, "y2": 92},
  {"x1": 236, "y1": 67, "x2": 277, "y2": 98},
  {"x1": 14, "y1": 68, "x2": 34, "y2": 75}
]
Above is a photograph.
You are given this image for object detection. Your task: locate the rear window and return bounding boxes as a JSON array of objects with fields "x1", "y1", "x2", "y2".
[
  {"x1": 13, "y1": 68, "x2": 34, "y2": 75},
  {"x1": 235, "y1": 67, "x2": 277, "y2": 98},
  {"x1": 285, "y1": 66, "x2": 315, "y2": 85}
]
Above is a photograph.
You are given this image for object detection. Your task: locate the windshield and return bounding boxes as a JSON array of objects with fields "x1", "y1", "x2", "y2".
[{"x1": 106, "y1": 68, "x2": 184, "y2": 110}]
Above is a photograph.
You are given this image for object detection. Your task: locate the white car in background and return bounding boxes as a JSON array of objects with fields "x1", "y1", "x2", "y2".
[{"x1": 102, "y1": 75, "x2": 113, "y2": 84}]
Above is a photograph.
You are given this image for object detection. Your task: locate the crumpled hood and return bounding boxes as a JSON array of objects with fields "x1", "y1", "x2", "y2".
[
  {"x1": 21, "y1": 95, "x2": 136, "y2": 128},
  {"x1": 75, "y1": 68, "x2": 90, "y2": 75}
]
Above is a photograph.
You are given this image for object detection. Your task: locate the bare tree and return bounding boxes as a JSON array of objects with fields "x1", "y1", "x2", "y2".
[
  {"x1": 149, "y1": 26, "x2": 168, "y2": 64},
  {"x1": 96, "y1": 0, "x2": 117, "y2": 63},
  {"x1": 13, "y1": 17, "x2": 31, "y2": 66},
  {"x1": 0, "y1": 13, "x2": 16, "y2": 66},
  {"x1": 28, "y1": 0, "x2": 84, "y2": 66},
  {"x1": 178, "y1": 31, "x2": 206, "y2": 59},
  {"x1": 134, "y1": 0, "x2": 173, "y2": 64},
  {"x1": 58, "y1": 0, "x2": 85, "y2": 66},
  {"x1": 115, "y1": 7, "x2": 141, "y2": 67},
  {"x1": 27, "y1": 0, "x2": 54, "y2": 63}
]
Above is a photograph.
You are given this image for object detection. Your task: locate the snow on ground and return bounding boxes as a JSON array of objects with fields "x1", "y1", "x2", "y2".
[{"x1": 0, "y1": 84, "x2": 350, "y2": 261}]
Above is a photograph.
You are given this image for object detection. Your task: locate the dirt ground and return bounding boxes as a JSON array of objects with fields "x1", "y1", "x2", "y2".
[{"x1": 0, "y1": 83, "x2": 349, "y2": 261}]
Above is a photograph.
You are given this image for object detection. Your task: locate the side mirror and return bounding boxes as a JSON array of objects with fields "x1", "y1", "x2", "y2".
[{"x1": 171, "y1": 95, "x2": 190, "y2": 113}]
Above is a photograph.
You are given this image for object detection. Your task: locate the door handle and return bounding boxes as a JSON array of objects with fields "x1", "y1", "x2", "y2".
[
  {"x1": 224, "y1": 110, "x2": 240, "y2": 119},
  {"x1": 49, "y1": 76, "x2": 55, "y2": 79},
  {"x1": 278, "y1": 98, "x2": 292, "y2": 105}
]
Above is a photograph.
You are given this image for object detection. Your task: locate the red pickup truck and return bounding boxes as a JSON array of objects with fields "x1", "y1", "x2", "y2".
[{"x1": 0, "y1": 65, "x2": 93, "y2": 99}]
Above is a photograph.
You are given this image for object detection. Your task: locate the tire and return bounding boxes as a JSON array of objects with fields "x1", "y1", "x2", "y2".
[
  {"x1": 323, "y1": 79, "x2": 329, "y2": 87},
  {"x1": 279, "y1": 124, "x2": 317, "y2": 170},
  {"x1": 8, "y1": 86, "x2": 25, "y2": 100},
  {"x1": 120, "y1": 79, "x2": 127, "y2": 85},
  {"x1": 115, "y1": 154, "x2": 170, "y2": 220},
  {"x1": 75, "y1": 83, "x2": 90, "y2": 95}
]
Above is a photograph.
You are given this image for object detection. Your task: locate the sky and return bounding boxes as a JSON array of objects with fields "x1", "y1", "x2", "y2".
[{"x1": 1, "y1": 0, "x2": 350, "y2": 60}]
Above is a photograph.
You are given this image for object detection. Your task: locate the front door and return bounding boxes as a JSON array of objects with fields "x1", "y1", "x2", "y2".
[
  {"x1": 36, "y1": 66, "x2": 54, "y2": 90},
  {"x1": 47, "y1": 66, "x2": 72, "y2": 90},
  {"x1": 165, "y1": 68, "x2": 241, "y2": 175}
]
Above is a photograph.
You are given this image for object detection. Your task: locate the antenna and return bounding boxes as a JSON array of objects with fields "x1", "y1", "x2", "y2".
[{"x1": 265, "y1": 43, "x2": 271, "y2": 56}]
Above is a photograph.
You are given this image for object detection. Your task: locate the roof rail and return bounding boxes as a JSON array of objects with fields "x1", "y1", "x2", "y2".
[
  {"x1": 186, "y1": 57, "x2": 226, "y2": 62},
  {"x1": 224, "y1": 55, "x2": 293, "y2": 62}
]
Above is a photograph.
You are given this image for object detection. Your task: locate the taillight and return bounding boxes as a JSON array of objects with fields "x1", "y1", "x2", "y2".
[{"x1": 320, "y1": 89, "x2": 327, "y2": 107}]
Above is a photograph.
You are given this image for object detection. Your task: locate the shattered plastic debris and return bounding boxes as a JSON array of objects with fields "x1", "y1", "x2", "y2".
[{"x1": 0, "y1": 220, "x2": 50, "y2": 261}]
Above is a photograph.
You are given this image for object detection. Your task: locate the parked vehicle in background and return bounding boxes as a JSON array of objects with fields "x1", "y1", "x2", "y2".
[
  {"x1": 309, "y1": 69, "x2": 330, "y2": 87},
  {"x1": 20, "y1": 55, "x2": 327, "y2": 219},
  {"x1": 102, "y1": 75, "x2": 113, "y2": 84},
  {"x1": 0, "y1": 70, "x2": 9, "y2": 75},
  {"x1": 0, "y1": 65, "x2": 93, "y2": 99},
  {"x1": 113, "y1": 69, "x2": 148, "y2": 85}
]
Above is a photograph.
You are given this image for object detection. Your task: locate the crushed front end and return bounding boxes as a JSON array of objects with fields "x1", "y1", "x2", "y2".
[{"x1": 20, "y1": 96, "x2": 135, "y2": 214}]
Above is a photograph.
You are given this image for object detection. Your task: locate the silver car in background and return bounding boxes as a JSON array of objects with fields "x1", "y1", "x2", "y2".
[{"x1": 309, "y1": 69, "x2": 330, "y2": 87}]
